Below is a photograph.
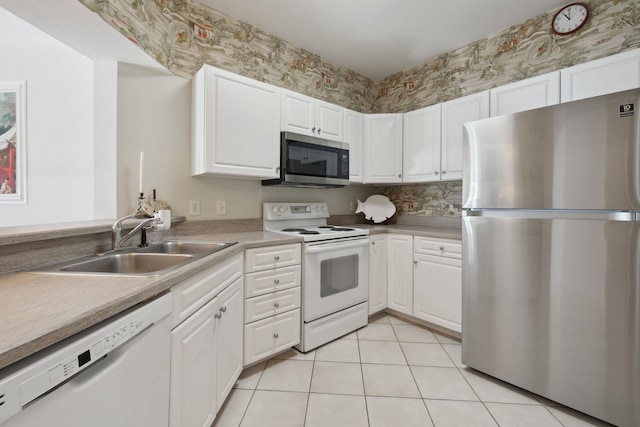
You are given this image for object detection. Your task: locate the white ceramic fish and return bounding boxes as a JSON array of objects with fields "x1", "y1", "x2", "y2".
[{"x1": 356, "y1": 195, "x2": 396, "y2": 223}]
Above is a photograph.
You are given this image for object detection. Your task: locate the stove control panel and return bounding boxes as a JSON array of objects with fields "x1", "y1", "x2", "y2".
[{"x1": 264, "y1": 203, "x2": 328, "y2": 220}]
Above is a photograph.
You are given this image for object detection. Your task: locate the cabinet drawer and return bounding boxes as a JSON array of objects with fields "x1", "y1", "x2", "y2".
[
  {"x1": 244, "y1": 287, "x2": 301, "y2": 323},
  {"x1": 245, "y1": 244, "x2": 301, "y2": 272},
  {"x1": 172, "y1": 253, "x2": 243, "y2": 328},
  {"x1": 414, "y1": 237, "x2": 461, "y2": 259},
  {"x1": 245, "y1": 265, "x2": 301, "y2": 297},
  {"x1": 243, "y1": 309, "x2": 300, "y2": 366}
]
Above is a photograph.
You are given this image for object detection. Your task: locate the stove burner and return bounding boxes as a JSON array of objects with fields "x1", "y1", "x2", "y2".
[
  {"x1": 281, "y1": 228, "x2": 309, "y2": 232},
  {"x1": 329, "y1": 227, "x2": 355, "y2": 232},
  {"x1": 317, "y1": 226, "x2": 334, "y2": 228},
  {"x1": 299, "y1": 231, "x2": 321, "y2": 235}
]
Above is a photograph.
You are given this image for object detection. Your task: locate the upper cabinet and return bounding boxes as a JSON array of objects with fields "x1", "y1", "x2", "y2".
[
  {"x1": 490, "y1": 71, "x2": 560, "y2": 116},
  {"x1": 192, "y1": 65, "x2": 280, "y2": 179},
  {"x1": 561, "y1": 49, "x2": 640, "y2": 102},
  {"x1": 281, "y1": 89, "x2": 344, "y2": 142},
  {"x1": 403, "y1": 104, "x2": 441, "y2": 183},
  {"x1": 440, "y1": 91, "x2": 489, "y2": 181},
  {"x1": 345, "y1": 109, "x2": 365, "y2": 183},
  {"x1": 364, "y1": 114, "x2": 403, "y2": 183}
]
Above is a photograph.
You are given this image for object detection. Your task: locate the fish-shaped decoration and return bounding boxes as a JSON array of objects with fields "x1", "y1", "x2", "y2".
[{"x1": 356, "y1": 195, "x2": 396, "y2": 223}]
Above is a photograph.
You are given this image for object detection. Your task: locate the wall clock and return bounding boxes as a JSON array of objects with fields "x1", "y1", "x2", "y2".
[{"x1": 552, "y1": 2, "x2": 589, "y2": 35}]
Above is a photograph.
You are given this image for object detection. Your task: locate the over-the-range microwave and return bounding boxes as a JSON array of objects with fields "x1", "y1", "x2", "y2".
[{"x1": 262, "y1": 132, "x2": 349, "y2": 188}]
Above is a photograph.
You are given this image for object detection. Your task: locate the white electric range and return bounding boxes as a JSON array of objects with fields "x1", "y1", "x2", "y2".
[{"x1": 263, "y1": 203, "x2": 370, "y2": 351}]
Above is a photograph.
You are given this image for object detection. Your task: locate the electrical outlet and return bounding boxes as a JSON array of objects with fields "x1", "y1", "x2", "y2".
[
  {"x1": 189, "y1": 200, "x2": 200, "y2": 216},
  {"x1": 216, "y1": 200, "x2": 227, "y2": 215}
]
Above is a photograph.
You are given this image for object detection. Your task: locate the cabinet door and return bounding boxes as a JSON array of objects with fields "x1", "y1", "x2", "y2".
[
  {"x1": 170, "y1": 296, "x2": 218, "y2": 427},
  {"x1": 316, "y1": 100, "x2": 344, "y2": 142},
  {"x1": 345, "y1": 109, "x2": 365, "y2": 183},
  {"x1": 403, "y1": 104, "x2": 442, "y2": 182},
  {"x1": 413, "y1": 253, "x2": 462, "y2": 333},
  {"x1": 369, "y1": 234, "x2": 388, "y2": 314},
  {"x1": 281, "y1": 89, "x2": 315, "y2": 136},
  {"x1": 215, "y1": 278, "x2": 244, "y2": 412},
  {"x1": 192, "y1": 65, "x2": 280, "y2": 179},
  {"x1": 561, "y1": 50, "x2": 640, "y2": 102},
  {"x1": 490, "y1": 71, "x2": 560, "y2": 116},
  {"x1": 364, "y1": 114, "x2": 403, "y2": 183},
  {"x1": 387, "y1": 234, "x2": 413, "y2": 315},
  {"x1": 441, "y1": 91, "x2": 489, "y2": 181}
]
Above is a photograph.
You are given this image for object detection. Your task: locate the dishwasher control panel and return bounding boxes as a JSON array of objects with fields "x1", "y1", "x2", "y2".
[{"x1": 0, "y1": 294, "x2": 171, "y2": 425}]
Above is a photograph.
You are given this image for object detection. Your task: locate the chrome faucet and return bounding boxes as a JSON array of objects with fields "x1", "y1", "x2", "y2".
[{"x1": 112, "y1": 214, "x2": 161, "y2": 250}]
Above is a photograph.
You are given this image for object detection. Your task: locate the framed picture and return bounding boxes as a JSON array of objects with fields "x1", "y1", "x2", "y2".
[{"x1": 0, "y1": 81, "x2": 26, "y2": 203}]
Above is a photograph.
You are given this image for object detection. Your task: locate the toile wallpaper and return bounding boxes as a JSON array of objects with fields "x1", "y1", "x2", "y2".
[{"x1": 78, "y1": 0, "x2": 640, "y2": 217}]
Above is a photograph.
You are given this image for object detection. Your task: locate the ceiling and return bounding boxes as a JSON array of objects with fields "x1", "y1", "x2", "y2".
[
  {"x1": 198, "y1": 0, "x2": 569, "y2": 80},
  {"x1": 0, "y1": 0, "x2": 570, "y2": 81}
]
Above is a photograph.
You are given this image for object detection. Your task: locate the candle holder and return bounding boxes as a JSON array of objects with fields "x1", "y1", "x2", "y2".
[{"x1": 135, "y1": 192, "x2": 147, "y2": 218}]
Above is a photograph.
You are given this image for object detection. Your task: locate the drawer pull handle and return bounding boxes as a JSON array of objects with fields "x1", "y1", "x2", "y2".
[
  {"x1": 274, "y1": 302, "x2": 280, "y2": 308},
  {"x1": 274, "y1": 332, "x2": 279, "y2": 339},
  {"x1": 214, "y1": 312, "x2": 222, "y2": 319},
  {"x1": 220, "y1": 306, "x2": 227, "y2": 313},
  {"x1": 274, "y1": 255, "x2": 280, "y2": 261},
  {"x1": 439, "y1": 246, "x2": 444, "y2": 251},
  {"x1": 274, "y1": 278, "x2": 280, "y2": 284}
]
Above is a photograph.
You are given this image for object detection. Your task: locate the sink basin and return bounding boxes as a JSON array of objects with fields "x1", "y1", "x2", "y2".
[
  {"x1": 30, "y1": 240, "x2": 237, "y2": 276},
  {"x1": 136, "y1": 241, "x2": 236, "y2": 255},
  {"x1": 59, "y1": 253, "x2": 193, "y2": 275}
]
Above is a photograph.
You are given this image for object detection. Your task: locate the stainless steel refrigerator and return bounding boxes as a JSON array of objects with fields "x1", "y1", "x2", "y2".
[{"x1": 462, "y1": 88, "x2": 640, "y2": 427}]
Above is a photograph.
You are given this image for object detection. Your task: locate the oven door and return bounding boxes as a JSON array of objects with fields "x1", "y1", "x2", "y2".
[{"x1": 303, "y1": 236, "x2": 369, "y2": 322}]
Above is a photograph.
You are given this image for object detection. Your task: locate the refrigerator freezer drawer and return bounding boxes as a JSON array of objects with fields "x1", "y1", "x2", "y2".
[{"x1": 462, "y1": 215, "x2": 640, "y2": 427}]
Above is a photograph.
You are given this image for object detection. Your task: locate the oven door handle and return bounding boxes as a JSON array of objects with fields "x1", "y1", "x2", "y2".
[{"x1": 304, "y1": 237, "x2": 369, "y2": 254}]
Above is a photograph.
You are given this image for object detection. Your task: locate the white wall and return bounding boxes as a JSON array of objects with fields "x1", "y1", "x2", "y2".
[
  {"x1": 117, "y1": 63, "x2": 376, "y2": 220},
  {"x1": 0, "y1": 8, "x2": 110, "y2": 227}
]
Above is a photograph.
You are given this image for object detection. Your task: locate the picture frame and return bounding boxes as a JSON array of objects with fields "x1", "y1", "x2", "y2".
[{"x1": 0, "y1": 81, "x2": 26, "y2": 204}]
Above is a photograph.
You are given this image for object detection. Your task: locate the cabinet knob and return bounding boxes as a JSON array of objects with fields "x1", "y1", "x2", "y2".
[
  {"x1": 214, "y1": 312, "x2": 222, "y2": 319},
  {"x1": 434, "y1": 170, "x2": 439, "y2": 175},
  {"x1": 442, "y1": 170, "x2": 447, "y2": 174},
  {"x1": 274, "y1": 255, "x2": 280, "y2": 261},
  {"x1": 398, "y1": 174, "x2": 402, "y2": 178},
  {"x1": 274, "y1": 302, "x2": 280, "y2": 308},
  {"x1": 274, "y1": 332, "x2": 279, "y2": 339},
  {"x1": 371, "y1": 241, "x2": 375, "y2": 246},
  {"x1": 439, "y1": 245, "x2": 445, "y2": 251},
  {"x1": 220, "y1": 305, "x2": 227, "y2": 313},
  {"x1": 413, "y1": 260, "x2": 418, "y2": 265},
  {"x1": 312, "y1": 127, "x2": 316, "y2": 133},
  {"x1": 318, "y1": 128, "x2": 322, "y2": 134},
  {"x1": 274, "y1": 278, "x2": 280, "y2": 284}
]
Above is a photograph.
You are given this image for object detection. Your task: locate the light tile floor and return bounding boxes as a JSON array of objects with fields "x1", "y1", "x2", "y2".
[{"x1": 213, "y1": 313, "x2": 614, "y2": 427}]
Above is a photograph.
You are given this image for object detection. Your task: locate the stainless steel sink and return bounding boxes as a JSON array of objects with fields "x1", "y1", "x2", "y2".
[
  {"x1": 59, "y1": 253, "x2": 193, "y2": 275},
  {"x1": 136, "y1": 241, "x2": 236, "y2": 255},
  {"x1": 30, "y1": 240, "x2": 237, "y2": 276}
]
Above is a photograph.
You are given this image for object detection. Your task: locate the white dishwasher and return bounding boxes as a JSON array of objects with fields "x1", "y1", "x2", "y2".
[{"x1": 0, "y1": 293, "x2": 172, "y2": 427}]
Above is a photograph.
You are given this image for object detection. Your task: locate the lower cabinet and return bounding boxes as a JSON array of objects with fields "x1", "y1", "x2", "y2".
[
  {"x1": 387, "y1": 234, "x2": 413, "y2": 315},
  {"x1": 368, "y1": 234, "x2": 388, "y2": 314},
  {"x1": 169, "y1": 254, "x2": 244, "y2": 427},
  {"x1": 413, "y1": 237, "x2": 462, "y2": 333}
]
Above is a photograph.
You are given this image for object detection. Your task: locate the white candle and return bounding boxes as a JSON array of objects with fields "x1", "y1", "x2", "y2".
[{"x1": 139, "y1": 151, "x2": 144, "y2": 194}]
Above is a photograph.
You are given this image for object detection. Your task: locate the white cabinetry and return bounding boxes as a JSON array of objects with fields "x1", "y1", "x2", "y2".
[
  {"x1": 244, "y1": 243, "x2": 302, "y2": 365},
  {"x1": 386, "y1": 234, "x2": 413, "y2": 315},
  {"x1": 281, "y1": 89, "x2": 344, "y2": 142},
  {"x1": 490, "y1": 71, "x2": 560, "y2": 116},
  {"x1": 403, "y1": 104, "x2": 441, "y2": 182},
  {"x1": 369, "y1": 234, "x2": 388, "y2": 315},
  {"x1": 561, "y1": 49, "x2": 640, "y2": 102},
  {"x1": 364, "y1": 114, "x2": 403, "y2": 183},
  {"x1": 440, "y1": 91, "x2": 489, "y2": 181},
  {"x1": 345, "y1": 108, "x2": 365, "y2": 183},
  {"x1": 170, "y1": 254, "x2": 244, "y2": 427},
  {"x1": 413, "y1": 237, "x2": 462, "y2": 333},
  {"x1": 192, "y1": 65, "x2": 280, "y2": 179}
]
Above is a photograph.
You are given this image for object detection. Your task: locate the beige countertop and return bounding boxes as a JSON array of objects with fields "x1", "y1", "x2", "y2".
[{"x1": 0, "y1": 224, "x2": 461, "y2": 371}]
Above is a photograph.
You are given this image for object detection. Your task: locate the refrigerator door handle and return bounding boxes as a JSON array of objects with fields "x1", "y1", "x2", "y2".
[{"x1": 464, "y1": 209, "x2": 637, "y2": 221}]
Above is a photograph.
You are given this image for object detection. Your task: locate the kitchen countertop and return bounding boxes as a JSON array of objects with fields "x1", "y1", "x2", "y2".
[{"x1": 0, "y1": 223, "x2": 461, "y2": 371}]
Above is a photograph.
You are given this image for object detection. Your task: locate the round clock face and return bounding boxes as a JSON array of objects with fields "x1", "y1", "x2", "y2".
[{"x1": 552, "y1": 3, "x2": 589, "y2": 35}]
